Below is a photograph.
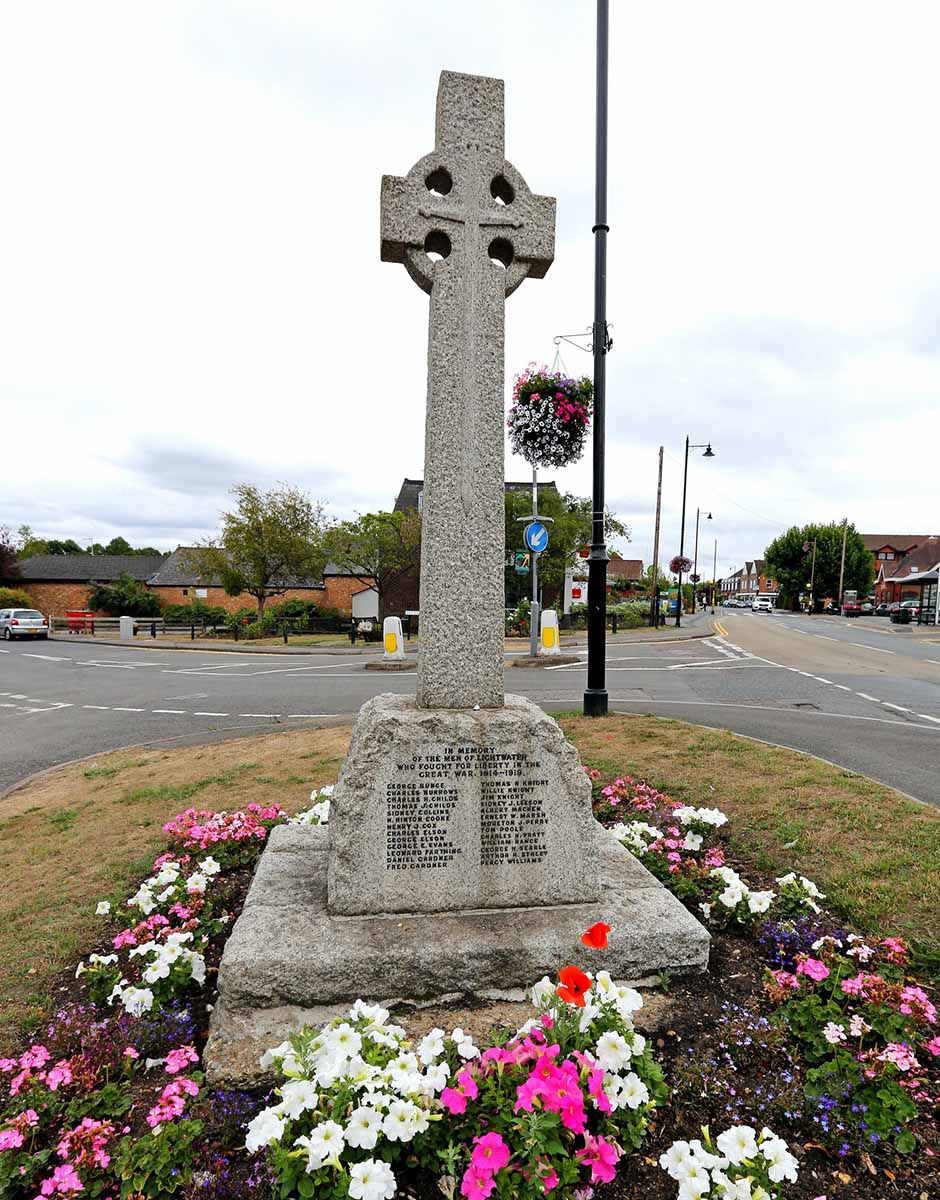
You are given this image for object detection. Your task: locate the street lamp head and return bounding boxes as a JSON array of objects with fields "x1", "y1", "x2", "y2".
[
  {"x1": 703, "y1": 443, "x2": 715, "y2": 458},
  {"x1": 706, "y1": 512, "x2": 713, "y2": 520}
]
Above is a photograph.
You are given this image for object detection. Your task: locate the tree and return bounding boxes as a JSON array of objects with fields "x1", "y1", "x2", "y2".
[
  {"x1": 46, "y1": 539, "x2": 84, "y2": 555},
  {"x1": 765, "y1": 521, "x2": 874, "y2": 611},
  {"x1": 104, "y1": 536, "x2": 133, "y2": 556},
  {"x1": 324, "y1": 510, "x2": 422, "y2": 622},
  {"x1": 16, "y1": 525, "x2": 48, "y2": 558},
  {"x1": 504, "y1": 490, "x2": 630, "y2": 607},
  {"x1": 187, "y1": 483, "x2": 329, "y2": 618},
  {"x1": 87, "y1": 574, "x2": 163, "y2": 617},
  {"x1": 0, "y1": 526, "x2": 20, "y2": 582}
]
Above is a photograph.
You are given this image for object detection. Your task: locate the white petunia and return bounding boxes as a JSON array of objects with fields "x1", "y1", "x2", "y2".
[
  {"x1": 120, "y1": 986, "x2": 155, "y2": 1017},
  {"x1": 759, "y1": 1134, "x2": 799, "y2": 1183},
  {"x1": 345, "y1": 1106, "x2": 382, "y2": 1150},
  {"x1": 95, "y1": 900, "x2": 111, "y2": 916},
  {"x1": 451, "y1": 1027, "x2": 479, "y2": 1060},
  {"x1": 659, "y1": 1140, "x2": 692, "y2": 1179},
  {"x1": 716, "y1": 1124, "x2": 759, "y2": 1165},
  {"x1": 682, "y1": 831, "x2": 703, "y2": 852},
  {"x1": 278, "y1": 1079, "x2": 319, "y2": 1120},
  {"x1": 382, "y1": 1098, "x2": 421, "y2": 1142},
  {"x1": 595, "y1": 1031, "x2": 633, "y2": 1071},
  {"x1": 348, "y1": 1158, "x2": 396, "y2": 1200},
  {"x1": 619, "y1": 1071, "x2": 650, "y2": 1109},
  {"x1": 295, "y1": 1120, "x2": 345, "y2": 1171},
  {"x1": 420, "y1": 1061, "x2": 450, "y2": 1095},
  {"x1": 350, "y1": 999, "x2": 391, "y2": 1026},
  {"x1": 128, "y1": 884, "x2": 155, "y2": 914},
  {"x1": 186, "y1": 872, "x2": 208, "y2": 893},
  {"x1": 746, "y1": 889, "x2": 775, "y2": 915},
  {"x1": 326, "y1": 1023, "x2": 362, "y2": 1058},
  {"x1": 245, "y1": 1108, "x2": 286, "y2": 1154},
  {"x1": 417, "y1": 1027, "x2": 446, "y2": 1065},
  {"x1": 200, "y1": 855, "x2": 222, "y2": 876},
  {"x1": 530, "y1": 975, "x2": 556, "y2": 1010},
  {"x1": 719, "y1": 883, "x2": 746, "y2": 908}
]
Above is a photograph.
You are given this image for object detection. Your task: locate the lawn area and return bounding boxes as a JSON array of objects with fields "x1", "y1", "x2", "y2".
[{"x1": 2, "y1": 712, "x2": 938, "y2": 1048}]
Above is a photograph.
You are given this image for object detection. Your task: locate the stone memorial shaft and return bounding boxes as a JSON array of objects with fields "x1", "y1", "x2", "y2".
[{"x1": 380, "y1": 70, "x2": 555, "y2": 709}]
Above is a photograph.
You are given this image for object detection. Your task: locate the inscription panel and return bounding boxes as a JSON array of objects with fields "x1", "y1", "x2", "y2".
[{"x1": 385, "y1": 745, "x2": 550, "y2": 872}]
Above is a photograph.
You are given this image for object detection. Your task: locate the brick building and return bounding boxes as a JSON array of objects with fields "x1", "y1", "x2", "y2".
[
  {"x1": 15, "y1": 554, "x2": 168, "y2": 615},
  {"x1": 870, "y1": 536, "x2": 940, "y2": 604},
  {"x1": 719, "y1": 559, "x2": 778, "y2": 599},
  {"x1": 14, "y1": 550, "x2": 373, "y2": 617}
]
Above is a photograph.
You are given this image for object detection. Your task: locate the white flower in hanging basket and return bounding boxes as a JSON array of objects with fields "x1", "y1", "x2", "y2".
[{"x1": 507, "y1": 363, "x2": 593, "y2": 469}]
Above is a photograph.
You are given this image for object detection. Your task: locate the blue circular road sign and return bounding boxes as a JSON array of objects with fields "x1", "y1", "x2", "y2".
[{"x1": 524, "y1": 521, "x2": 549, "y2": 553}]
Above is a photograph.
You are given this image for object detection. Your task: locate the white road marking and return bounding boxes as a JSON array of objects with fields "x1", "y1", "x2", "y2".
[
  {"x1": 833, "y1": 684, "x2": 851, "y2": 690},
  {"x1": 855, "y1": 693, "x2": 880, "y2": 702},
  {"x1": 238, "y1": 712, "x2": 279, "y2": 718},
  {"x1": 848, "y1": 643, "x2": 894, "y2": 654},
  {"x1": 22, "y1": 653, "x2": 70, "y2": 661},
  {"x1": 927, "y1": 660, "x2": 940, "y2": 666},
  {"x1": 918, "y1": 714, "x2": 940, "y2": 726},
  {"x1": 609, "y1": 699, "x2": 939, "y2": 730},
  {"x1": 152, "y1": 709, "x2": 186, "y2": 714},
  {"x1": 882, "y1": 703, "x2": 913, "y2": 713},
  {"x1": 83, "y1": 705, "x2": 111, "y2": 710},
  {"x1": 193, "y1": 711, "x2": 230, "y2": 717},
  {"x1": 112, "y1": 707, "x2": 145, "y2": 712},
  {"x1": 813, "y1": 634, "x2": 840, "y2": 641}
]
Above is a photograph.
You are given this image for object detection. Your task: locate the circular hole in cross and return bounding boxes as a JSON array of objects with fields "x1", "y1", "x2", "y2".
[
  {"x1": 424, "y1": 230, "x2": 452, "y2": 262},
  {"x1": 488, "y1": 237, "x2": 513, "y2": 269},
  {"x1": 490, "y1": 175, "x2": 515, "y2": 206},
  {"x1": 425, "y1": 167, "x2": 453, "y2": 197}
]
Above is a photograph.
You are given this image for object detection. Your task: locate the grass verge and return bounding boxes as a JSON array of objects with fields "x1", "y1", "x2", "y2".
[{"x1": 2, "y1": 713, "x2": 938, "y2": 1047}]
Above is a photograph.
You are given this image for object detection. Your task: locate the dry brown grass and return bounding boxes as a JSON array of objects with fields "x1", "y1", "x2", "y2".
[{"x1": 2, "y1": 712, "x2": 938, "y2": 1046}]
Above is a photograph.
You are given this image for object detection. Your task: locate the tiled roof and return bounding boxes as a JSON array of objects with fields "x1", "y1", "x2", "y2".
[
  {"x1": 147, "y1": 548, "x2": 325, "y2": 589},
  {"x1": 861, "y1": 534, "x2": 932, "y2": 553},
  {"x1": 607, "y1": 558, "x2": 644, "y2": 580},
  {"x1": 882, "y1": 536, "x2": 940, "y2": 581},
  {"x1": 16, "y1": 554, "x2": 167, "y2": 582},
  {"x1": 393, "y1": 477, "x2": 560, "y2": 512}
]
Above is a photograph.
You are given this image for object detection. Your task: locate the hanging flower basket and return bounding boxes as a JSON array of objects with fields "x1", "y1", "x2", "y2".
[
  {"x1": 670, "y1": 555, "x2": 693, "y2": 575},
  {"x1": 507, "y1": 363, "x2": 593, "y2": 469}
]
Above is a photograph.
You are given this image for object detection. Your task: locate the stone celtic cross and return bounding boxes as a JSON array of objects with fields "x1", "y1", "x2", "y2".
[{"x1": 381, "y1": 70, "x2": 555, "y2": 710}]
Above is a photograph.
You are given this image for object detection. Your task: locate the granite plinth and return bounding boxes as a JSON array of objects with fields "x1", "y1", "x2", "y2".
[
  {"x1": 327, "y1": 693, "x2": 598, "y2": 915},
  {"x1": 204, "y1": 822, "x2": 710, "y2": 1087}
]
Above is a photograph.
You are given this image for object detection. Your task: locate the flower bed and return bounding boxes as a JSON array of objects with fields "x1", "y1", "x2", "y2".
[{"x1": 1, "y1": 767, "x2": 937, "y2": 1199}]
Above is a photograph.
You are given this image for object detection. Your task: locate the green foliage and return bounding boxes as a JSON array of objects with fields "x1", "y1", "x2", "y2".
[
  {"x1": 87, "y1": 574, "x2": 164, "y2": 617},
  {"x1": 323, "y1": 509, "x2": 422, "y2": 620},
  {"x1": 161, "y1": 602, "x2": 229, "y2": 626},
  {"x1": 0, "y1": 526, "x2": 19, "y2": 581},
  {"x1": 0, "y1": 585, "x2": 35, "y2": 606},
  {"x1": 765, "y1": 522, "x2": 874, "y2": 611},
  {"x1": 505, "y1": 596, "x2": 531, "y2": 635},
  {"x1": 185, "y1": 482, "x2": 329, "y2": 617},
  {"x1": 112, "y1": 1118, "x2": 204, "y2": 1197},
  {"x1": 504, "y1": 490, "x2": 630, "y2": 607}
]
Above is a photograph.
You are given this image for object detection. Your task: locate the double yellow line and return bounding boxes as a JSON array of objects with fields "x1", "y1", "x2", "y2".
[{"x1": 714, "y1": 620, "x2": 728, "y2": 637}]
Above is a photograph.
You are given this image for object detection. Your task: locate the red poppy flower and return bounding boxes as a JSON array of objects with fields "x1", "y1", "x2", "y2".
[
  {"x1": 557, "y1": 965, "x2": 592, "y2": 1007},
  {"x1": 580, "y1": 922, "x2": 611, "y2": 950}
]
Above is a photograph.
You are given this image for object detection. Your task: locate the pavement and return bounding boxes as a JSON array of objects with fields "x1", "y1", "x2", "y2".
[{"x1": 2, "y1": 609, "x2": 938, "y2": 805}]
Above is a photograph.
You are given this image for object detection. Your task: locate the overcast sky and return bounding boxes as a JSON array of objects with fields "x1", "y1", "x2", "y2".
[{"x1": 3, "y1": 2, "x2": 938, "y2": 579}]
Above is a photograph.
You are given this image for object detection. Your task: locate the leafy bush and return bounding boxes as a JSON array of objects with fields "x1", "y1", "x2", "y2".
[
  {"x1": 505, "y1": 597, "x2": 531, "y2": 636},
  {"x1": 87, "y1": 574, "x2": 163, "y2": 617},
  {"x1": 0, "y1": 586, "x2": 36, "y2": 608},
  {"x1": 161, "y1": 602, "x2": 228, "y2": 626}
]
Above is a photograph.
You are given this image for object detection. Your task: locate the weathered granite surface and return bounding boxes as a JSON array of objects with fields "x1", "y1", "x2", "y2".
[
  {"x1": 205, "y1": 822, "x2": 710, "y2": 1087},
  {"x1": 380, "y1": 70, "x2": 555, "y2": 709},
  {"x1": 327, "y1": 693, "x2": 598, "y2": 915}
]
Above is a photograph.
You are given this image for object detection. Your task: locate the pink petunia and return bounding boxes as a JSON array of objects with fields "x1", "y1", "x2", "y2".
[
  {"x1": 796, "y1": 957, "x2": 830, "y2": 983},
  {"x1": 471, "y1": 1132, "x2": 510, "y2": 1174}
]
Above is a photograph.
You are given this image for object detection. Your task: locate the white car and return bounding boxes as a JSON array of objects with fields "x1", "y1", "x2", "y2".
[
  {"x1": 0, "y1": 608, "x2": 49, "y2": 639},
  {"x1": 752, "y1": 597, "x2": 774, "y2": 612}
]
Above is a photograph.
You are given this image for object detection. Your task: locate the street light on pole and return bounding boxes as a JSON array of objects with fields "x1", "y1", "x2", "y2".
[
  {"x1": 691, "y1": 508, "x2": 712, "y2": 614},
  {"x1": 583, "y1": 0, "x2": 612, "y2": 717},
  {"x1": 711, "y1": 538, "x2": 718, "y2": 613},
  {"x1": 675, "y1": 437, "x2": 714, "y2": 627}
]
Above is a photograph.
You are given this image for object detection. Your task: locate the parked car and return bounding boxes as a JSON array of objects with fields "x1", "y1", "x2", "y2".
[
  {"x1": 875, "y1": 602, "x2": 890, "y2": 616},
  {"x1": 0, "y1": 608, "x2": 49, "y2": 639},
  {"x1": 753, "y1": 597, "x2": 773, "y2": 612},
  {"x1": 900, "y1": 600, "x2": 921, "y2": 618},
  {"x1": 860, "y1": 602, "x2": 873, "y2": 615}
]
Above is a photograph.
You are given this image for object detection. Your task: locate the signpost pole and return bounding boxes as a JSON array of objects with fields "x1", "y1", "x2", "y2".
[{"x1": 530, "y1": 465, "x2": 539, "y2": 657}]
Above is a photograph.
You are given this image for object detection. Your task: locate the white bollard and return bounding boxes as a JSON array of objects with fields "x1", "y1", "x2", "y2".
[
  {"x1": 383, "y1": 615, "x2": 405, "y2": 660},
  {"x1": 119, "y1": 615, "x2": 134, "y2": 641},
  {"x1": 539, "y1": 608, "x2": 560, "y2": 655}
]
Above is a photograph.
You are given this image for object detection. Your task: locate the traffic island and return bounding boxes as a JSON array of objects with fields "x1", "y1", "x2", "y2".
[
  {"x1": 507, "y1": 653, "x2": 582, "y2": 667},
  {"x1": 364, "y1": 660, "x2": 416, "y2": 671}
]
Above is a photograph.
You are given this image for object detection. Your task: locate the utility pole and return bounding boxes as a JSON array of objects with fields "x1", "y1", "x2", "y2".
[
  {"x1": 712, "y1": 539, "x2": 718, "y2": 612},
  {"x1": 649, "y1": 446, "x2": 663, "y2": 627},
  {"x1": 583, "y1": 0, "x2": 611, "y2": 716},
  {"x1": 837, "y1": 518, "x2": 848, "y2": 609},
  {"x1": 530, "y1": 467, "x2": 540, "y2": 656},
  {"x1": 809, "y1": 539, "x2": 818, "y2": 613},
  {"x1": 692, "y1": 507, "x2": 703, "y2": 614}
]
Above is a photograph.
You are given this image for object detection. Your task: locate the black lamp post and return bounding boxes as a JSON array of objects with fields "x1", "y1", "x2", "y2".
[
  {"x1": 675, "y1": 437, "x2": 714, "y2": 627},
  {"x1": 691, "y1": 508, "x2": 712, "y2": 614},
  {"x1": 583, "y1": 0, "x2": 611, "y2": 717}
]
